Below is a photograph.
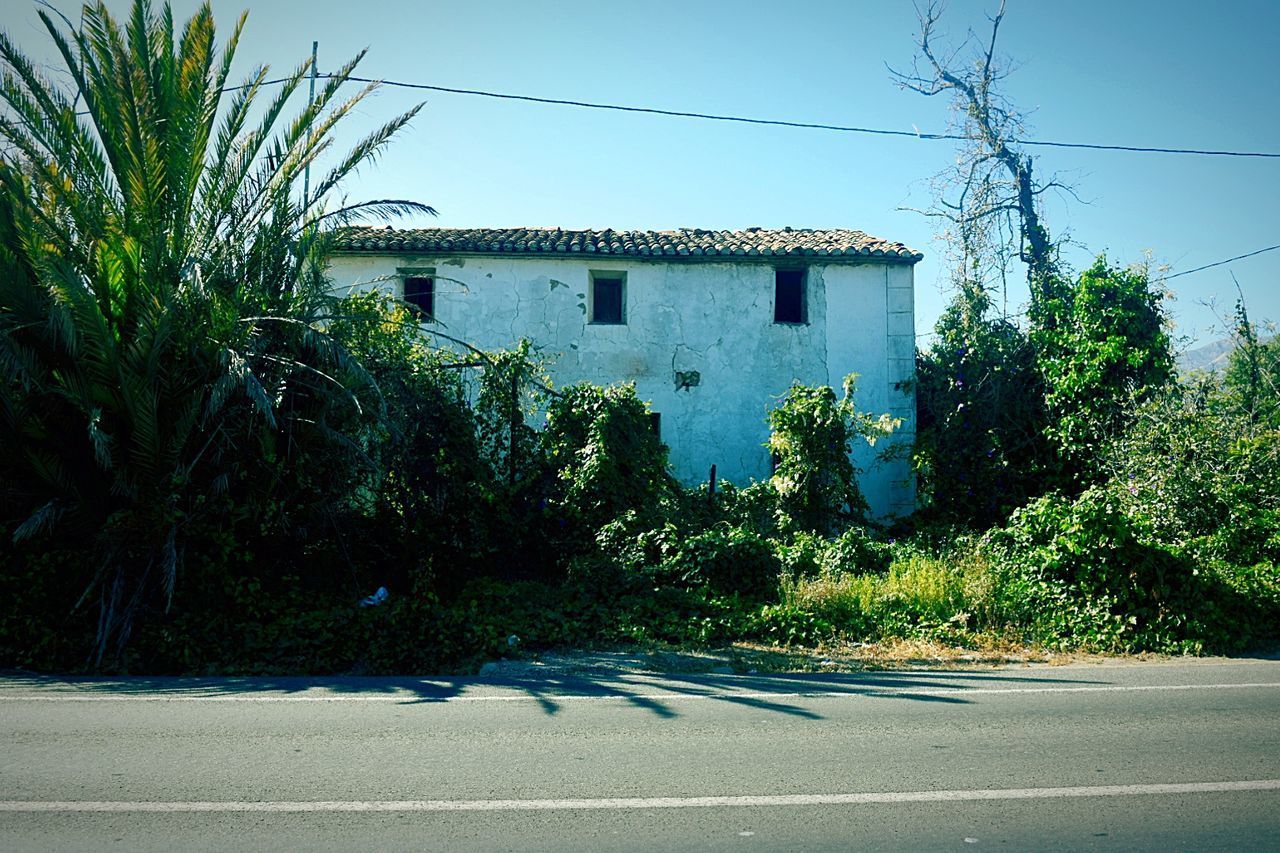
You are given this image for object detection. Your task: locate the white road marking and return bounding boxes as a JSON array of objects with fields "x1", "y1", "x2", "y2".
[
  {"x1": 0, "y1": 682, "x2": 1278, "y2": 703},
  {"x1": 1, "y1": 781, "x2": 1276, "y2": 812}
]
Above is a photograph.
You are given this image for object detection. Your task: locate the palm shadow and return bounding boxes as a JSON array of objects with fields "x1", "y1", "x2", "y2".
[{"x1": 0, "y1": 663, "x2": 1110, "y2": 721}]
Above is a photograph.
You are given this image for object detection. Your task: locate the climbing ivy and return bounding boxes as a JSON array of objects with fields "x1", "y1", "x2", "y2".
[
  {"x1": 1031, "y1": 257, "x2": 1174, "y2": 485},
  {"x1": 767, "y1": 374, "x2": 898, "y2": 534}
]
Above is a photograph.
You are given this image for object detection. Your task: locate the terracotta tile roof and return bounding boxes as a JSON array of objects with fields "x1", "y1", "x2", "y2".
[{"x1": 334, "y1": 226, "x2": 922, "y2": 262}]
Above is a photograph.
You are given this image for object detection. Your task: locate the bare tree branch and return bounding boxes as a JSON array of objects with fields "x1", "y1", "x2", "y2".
[{"x1": 891, "y1": 0, "x2": 1071, "y2": 308}]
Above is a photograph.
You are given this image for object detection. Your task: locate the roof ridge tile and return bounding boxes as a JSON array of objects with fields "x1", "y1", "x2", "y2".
[{"x1": 334, "y1": 226, "x2": 921, "y2": 262}]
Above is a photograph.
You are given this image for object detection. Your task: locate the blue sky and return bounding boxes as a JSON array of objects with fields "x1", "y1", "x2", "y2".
[{"x1": 4, "y1": 0, "x2": 1277, "y2": 346}]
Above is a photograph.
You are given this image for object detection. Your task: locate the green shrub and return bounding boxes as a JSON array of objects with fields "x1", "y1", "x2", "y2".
[
  {"x1": 474, "y1": 340, "x2": 550, "y2": 489},
  {"x1": 1031, "y1": 257, "x2": 1175, "y2": 485},
  {"x1": 1222, "y1": 301, "x2": 1280, "y2": 427},
  {"x1": 1103, "y1": 385, "x2": 1280, "y2": 564},
  {"x1": 577, "y1": 513, "x2": 785, "y2": 603},
  {"x1": 0, "y1": 542, "x2": 98, "y2": 671},
  {"x1": 613, "y1": 587, "x2": 752, "y2": 646},
  {"x1": 773, "y1": 532, "x2": 826, "y2": 578},
  {"x1": 659, "y1": 525, "x2": 781, "y2": 600},
  {"x1": 773, "y1": 526, "x2": 892, "y2": 580},
  {"x1": 543, "y1": 383, "x2": 677, "y2": 538},
  {"x1": 698, "y1": 480, "x2": 786, "y2": 538},
  {"x1": 914, "y1": 281, "x2": 1052, "y2": 527},
  {"x1": 767, "y1": 375, "x2": 898, "y2": 534},
  {"x1": 822, "y1": 527, "x2": 894, "y2": 575},
  {"x1": 986, "y1": 488, "x2": 1218, "y2": 651},
  {"x1": 751, "y1": 603, "x2": 840, "y2": 646}
]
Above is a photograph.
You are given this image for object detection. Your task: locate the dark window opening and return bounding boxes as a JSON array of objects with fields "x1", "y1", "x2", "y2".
[
  {"x1": 648, "y1": 412, "x2": 662, "y2": 440},
  {"x1": 774, "y1": 269, "x2": 805, "y2": 324},
  {"x1": 404, "y1": 276, "x2": 434, "y2": 318},
  {"x1": 592, "y1": 276, "x2": 624, "y2": 324}
]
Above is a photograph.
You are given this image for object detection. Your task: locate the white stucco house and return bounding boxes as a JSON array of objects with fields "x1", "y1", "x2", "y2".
[{"x1": 329, "y1": 226, "x2": 921, "y2": 519}]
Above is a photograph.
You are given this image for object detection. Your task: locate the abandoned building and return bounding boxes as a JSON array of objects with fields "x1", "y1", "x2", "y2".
[{"x1": 329, "y1": 226, "x2": 921, "y2": 519}]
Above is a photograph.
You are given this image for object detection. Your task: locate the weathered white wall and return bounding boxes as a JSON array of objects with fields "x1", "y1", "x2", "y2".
[{"x1": 327, "y1": 252, "x2": 917, "y2": 519}]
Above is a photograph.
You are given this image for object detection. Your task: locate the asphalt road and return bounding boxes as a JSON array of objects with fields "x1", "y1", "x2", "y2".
[{"x1": 2, "y1": 658, "x2": 1279, "y2": 851}]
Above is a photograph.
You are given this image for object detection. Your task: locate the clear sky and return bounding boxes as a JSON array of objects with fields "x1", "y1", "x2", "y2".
[{"x1": 4, "y1": 0, "x2": 1278, "y2": 347}]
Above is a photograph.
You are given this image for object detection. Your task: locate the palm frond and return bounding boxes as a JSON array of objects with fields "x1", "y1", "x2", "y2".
[
  {"x1": 302, "y1": 104, "x2": 425, "y2": 211},
  {"x1": 11, "y1": 499, "x2": 63, "y2": 543},
  {"x1": 0, "y1": 0, "x2": 425, "y2": 668},
  {"x1": 86, "y1": 406, "x2": 114, "y2": 471},
  {"x1": 313, "y1": 199, "x2": 438, "y2": 229}
]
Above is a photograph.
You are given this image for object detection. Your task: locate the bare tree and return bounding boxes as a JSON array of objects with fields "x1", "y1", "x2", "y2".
[{"x1": 891, "y1": 1, "x2": 1074, "y2": 302}]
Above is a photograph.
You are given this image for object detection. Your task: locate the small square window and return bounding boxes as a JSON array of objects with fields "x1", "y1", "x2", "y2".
[
  {"x1": 774, "y1": 269, "x2": 806, "y2": 324},
  {"x1": 404, "y1": 276, "x2": 434, "y2": 318},
  {"x1": 591, "y1": 275, "x2": 625, "y2": 324}
]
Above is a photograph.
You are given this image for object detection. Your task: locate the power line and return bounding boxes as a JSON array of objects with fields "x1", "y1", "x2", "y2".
[
  {"x1": 9, "y1": 71, "x2": 1279, "y2": 160},
  {"x1": 914, "y1": 243, "x2": 1279, "y2": 339},
  {"x1": 1164, "y1": 244, "x2": 1280, "y2": 279},
  {"x1": 332, "y1": 74, "x2": 1280, "y2": 160}
]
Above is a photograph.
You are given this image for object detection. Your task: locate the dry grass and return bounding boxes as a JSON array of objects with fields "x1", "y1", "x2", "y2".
[
  {"x1": 480, "y1": 637, "x2": 1207, "y2": 678},
  {"x1": 492, "y1": 639, "x2": 1074, "y2": 677},
  {"x1": 726, "y1": 637, "x2": 1054, "y2": 671}
]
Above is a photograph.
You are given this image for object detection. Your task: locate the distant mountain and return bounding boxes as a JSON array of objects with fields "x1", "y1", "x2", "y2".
[
  {"x1": 1178, "y1": 337, "x2": 1238, "y2": 374},
  {"x1": 1177, "y1": 334, "x2": 1275, "y2": 374}
]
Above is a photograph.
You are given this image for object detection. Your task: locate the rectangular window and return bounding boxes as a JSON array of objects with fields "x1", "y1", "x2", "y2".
[
  {"x1": 404, "y1": 276, "x2": 434, "y2": 318},
  {"x1": 648, "y1": 412, "x2": 662, "y2": 440},
  {"x1": 591, "y1": 274, "x2": 625, "y2": 324},
  {"x1": 774, "y1": 269, "x2": 806, "y2": 324}
]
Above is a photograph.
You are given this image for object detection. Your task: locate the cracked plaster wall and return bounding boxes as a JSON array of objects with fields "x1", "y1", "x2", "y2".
[{"x1": 328, "y1": 253, "x2": 917, "y2": 519}]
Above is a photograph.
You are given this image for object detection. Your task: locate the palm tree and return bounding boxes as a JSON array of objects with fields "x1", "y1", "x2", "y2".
[{"x1": 0, "y1": 0, "x2": 432, "y2": 665}]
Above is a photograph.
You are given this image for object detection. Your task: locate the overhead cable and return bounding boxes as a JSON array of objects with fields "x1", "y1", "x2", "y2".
[
  {"x1": 1164, "y1": 244, "x2": 1280, "y2": 279},
  {"x1": 18, "y1": 71, "x2": 1280, "y2": 160},
  {"x1": 331, "y1": 74, "x2": 1280, "y2": 160}
]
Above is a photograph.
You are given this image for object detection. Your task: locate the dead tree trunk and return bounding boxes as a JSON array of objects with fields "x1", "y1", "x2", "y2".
[{"x1": 890, "y1": 1, "x2": 1073, "y2": 303}]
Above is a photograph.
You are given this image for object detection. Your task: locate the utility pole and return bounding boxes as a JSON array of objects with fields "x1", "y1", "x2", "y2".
[{"x1": 302, "y1": 40, "x2": 317, "y2": 207}]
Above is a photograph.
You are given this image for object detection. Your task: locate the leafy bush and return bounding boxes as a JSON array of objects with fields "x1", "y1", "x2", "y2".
[
  {"x1": 767, "y1": 375, "x2": 898, "y2": 534},
  {"x1": 584, "y1": 516, "x2": 781, "y2": 602},
  {"x1": 750, "y1": 603, "x2": 841, "y2": 647},
  {"x1": 326, "y1": 292, "x2": 486, "y2": 591},
  {"x1": 660, "y1": 525, "x2": 782, "y2": 600},
  {"x1": 1222, "y1": 301, "x2": 1280, "y2": 427},
  {"x1": 1031, "y1": 257, "x2": 1174, "y2": 484},
  {"x1": 543, "y1": 382, "x2": 677, "y2": 539},
  {"x1": 693, "y1": 480, "x2": 787, "y2": 538},
  {"x1": 1102, "y1": 383, "x2": 1280, "y2": 567},
  {"x1": 475, "y1": 340, "x2": 548, "y2": 488},
  {"x1": 985, "y1": 488, "x2": 1223, "y2": 652},
  {"x1": 0, "y1": 542, "x2": 98, "y2": 671},
  {"x1": 822, "y1": 527, "x2": 895, "y2": 575},
  {"x1": 915, "y1": 281, "x2": 1052, "y2": 526}
]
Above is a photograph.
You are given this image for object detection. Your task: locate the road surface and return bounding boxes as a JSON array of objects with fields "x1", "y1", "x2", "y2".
[{"x1": 2, "y1": 658, "x2": 1279, "y2": 850}]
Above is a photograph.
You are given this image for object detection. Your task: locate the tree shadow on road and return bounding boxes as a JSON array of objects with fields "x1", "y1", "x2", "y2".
[{"x1": 0, "y1": 660, "x2": 1112, "y2": 721}]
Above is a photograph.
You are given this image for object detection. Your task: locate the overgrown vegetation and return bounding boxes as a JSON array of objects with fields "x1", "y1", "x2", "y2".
[{"x1": 0, "y1": 1, "x2": 1276, "y2": 674}]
